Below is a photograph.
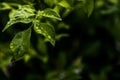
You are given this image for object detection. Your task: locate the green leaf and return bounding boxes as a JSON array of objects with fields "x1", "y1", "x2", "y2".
[
  {"x1": 34, "y1": 20, "x2": 55, "y2": 46},
  {"x1": 2, "y1": 5, "x2": 35, "y2": 32},
  {"x1": 2, "y1": 18, "x2": 32, "y2": 32},
  {"x1": 75, "y1": 0, "x2": 94, "y2": 17},
  {"x1": 42, "y1": 8, "x2": 62, "y2": 21},
  {"x1": 0, "y1": 44, "x2": 12, "y2": 67},
  {"x1": 109, "y1": 0, "x2": 118, "y2": 4},
  {"x1": 85, "y1": 0, "x2": 94, "y2": 17},
  {"x1": 58, "y1": 0, "x2": 71, "y2": 9},
  {"x1": 10, "y1": 27, "x2": 31, "y2": 60},
  {"x1": 0, "y1": 3, "x2": 12, "y2": 11},
  {"x1": 0, "y1": 53, "x2": 11, "y2": 67},
  {"x1": 44, "y1": 0, "x2": 56, "y2": 7}
]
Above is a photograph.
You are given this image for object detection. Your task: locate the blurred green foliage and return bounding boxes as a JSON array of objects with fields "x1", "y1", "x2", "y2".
[{"x1": 0, "y1": 0, "x2": 120, "y2": 80}]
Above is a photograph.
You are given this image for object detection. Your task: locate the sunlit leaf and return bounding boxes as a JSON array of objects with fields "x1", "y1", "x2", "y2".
[
  {"x1": 0, "y1": 2, "x2": 12, "y2": 10},
  {"x1": 34, "y1": 20, "x2": 55, "y2": 46},
  {"x1": 58, "y1": 0, "x2": 71, "y2": 9},
  {"x1": 10, "y1": 27, "x2": 31, "y2": 60},
  {"x1": 2, "y1": 18, "x2": 32, "y2": 32},
  {"x1": 42, "y1": 8, "x2": 62, "y2": 21},
  {"x1": 54, "y1": 5, "x2": 61, "y2": 13},
  {"x1": 2, "y1": 5, "x2": 35, "y2": 32}
]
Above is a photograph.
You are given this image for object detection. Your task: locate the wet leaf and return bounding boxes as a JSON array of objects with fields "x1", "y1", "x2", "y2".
[
  {"x1": 34, "y1": 20, "x2": 55, "y2": 46},
  {"x1": 10, "y1": 27, "x2": 31, "y2": 60}
]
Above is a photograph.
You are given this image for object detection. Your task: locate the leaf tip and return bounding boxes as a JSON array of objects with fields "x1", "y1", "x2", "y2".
[
  {"x1": 58, "y1": 18, "x2": 62, "y2": 21},
  {"x1": 2, "y1": 29, "x2": 5, "y2": 32},
  {"x1": 51, "y1": 40, "x2": 55, "y2": 46}
]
